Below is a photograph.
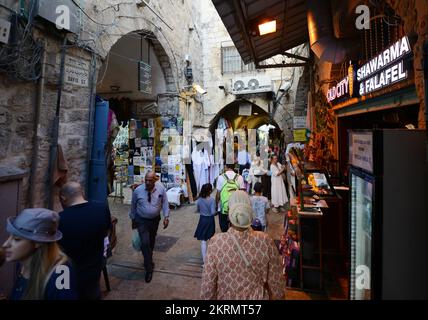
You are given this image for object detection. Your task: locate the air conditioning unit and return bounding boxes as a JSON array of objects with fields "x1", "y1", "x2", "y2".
[{"x1": 231, "y1": 76, "x2": 273, "y2": 95}]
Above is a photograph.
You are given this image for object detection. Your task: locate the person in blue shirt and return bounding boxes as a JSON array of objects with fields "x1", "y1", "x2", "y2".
[
  {"x1": 194, "y1": 183, "x2": 216, "y2": 264},
  {"x1": 2, "y1": 208, "x2": 77, "y2": 300}
]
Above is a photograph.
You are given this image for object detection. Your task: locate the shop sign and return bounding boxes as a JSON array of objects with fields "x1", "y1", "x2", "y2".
[
  {"x1": 293, "y1": 129, "x2": 308, "y2": 142},
  {"x1": 293, "y1": 116, "x2": 307, "y2": 129},
  {"x1": 138, "y1": 61, "x2": 152, "y2": 94},
  {"x1": 64, "y1": 55, "x2": 89, "y2": 87},
  {"x1": 349, "y1": 132, "x2": 373, "y2": 173},
  {"x1": 357, "y1": 36, "x2": 411, "y2": 95},
  {"x1": 326, "y1": 64, "x2": 355, "y2": 103},
  {"x1": 239, "y1": 104, "x2": 252, "y2": 116}
]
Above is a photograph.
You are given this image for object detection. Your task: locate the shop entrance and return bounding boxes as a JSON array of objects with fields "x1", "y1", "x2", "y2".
[{"x1": 93, "y1": 30, "x2": 174, "y2": 205}]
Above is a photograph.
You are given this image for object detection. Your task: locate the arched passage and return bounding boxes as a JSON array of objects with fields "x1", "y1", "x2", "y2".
[
  {"x1": 209, "y1": 99, "x2": 281, "y2": 132},
  {"x1": 90, "y1": 30, "x2": 178, "y2": 200}
]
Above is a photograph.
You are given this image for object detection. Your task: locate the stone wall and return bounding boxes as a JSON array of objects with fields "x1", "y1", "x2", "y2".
[
  {"x1": 0, "y1": 0, "x2": 205, "y2": 210},
  {"x1": 199, "y1": 0, "x2": 309, "y2": 136},
  {"x1": 386, "y1": 0, "x2": 428, "y2": 129}
]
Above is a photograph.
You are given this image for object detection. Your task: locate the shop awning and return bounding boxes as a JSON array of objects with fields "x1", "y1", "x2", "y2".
[{"x1": 212, "y1": 0, "x2": 308, "y2": 65}]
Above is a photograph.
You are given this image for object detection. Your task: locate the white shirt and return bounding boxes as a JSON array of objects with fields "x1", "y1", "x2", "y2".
[
  {"x1": 216, "y1": 171, "x2": 245, "y2": 191},
  {"x1": 237, "y1": 150, "x2": 249, "y2": 165}
]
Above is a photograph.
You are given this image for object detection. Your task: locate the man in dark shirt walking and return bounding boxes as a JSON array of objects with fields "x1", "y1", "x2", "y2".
[
  {"x1": 130, "y1": 172, "x2": 169, "y2": 283},
  {"x1": 58, "y1": 182, "x2": 112, "y2": 300}
]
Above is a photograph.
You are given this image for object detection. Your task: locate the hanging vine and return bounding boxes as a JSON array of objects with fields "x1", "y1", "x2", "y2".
[{"x1": 304, "y1": 84, "x2": 336, "y2": 170}]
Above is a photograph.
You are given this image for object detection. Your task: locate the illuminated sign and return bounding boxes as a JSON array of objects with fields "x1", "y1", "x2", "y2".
[
  {"x1": 326, "y1": 63, "x2": 355, "y2": 103},
  {"x1": 327, "y1": 36, "x2": 412, "y2": 103},
  {"x1": 357, "y1": 36, "x2": 411, "y2": 95}
]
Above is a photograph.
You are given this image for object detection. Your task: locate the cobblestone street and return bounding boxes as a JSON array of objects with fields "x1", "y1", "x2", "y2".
[{"x1": 101, "y1": 197, "x2": 326, "y2": 300}]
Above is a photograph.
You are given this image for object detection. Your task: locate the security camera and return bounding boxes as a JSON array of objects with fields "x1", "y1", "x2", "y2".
[{"x1": 193, "y1": 84, "x2": 207, "y2": 95}]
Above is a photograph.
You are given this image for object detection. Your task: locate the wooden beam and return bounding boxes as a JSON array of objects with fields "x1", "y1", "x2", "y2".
[{"x1": 256, "y1": 62, "x2": 308, "y2": 69}]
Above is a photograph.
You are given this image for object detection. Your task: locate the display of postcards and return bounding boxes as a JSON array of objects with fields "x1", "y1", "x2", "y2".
[
  {"x1": 168, "y1": 155, "x2": 181, "y2": 165},
  {"x1": 168, "y1": 174, "x2": 175, "y2": 183},
  {"x1": 174, "y1": 175, "x2": 182, "y2": 184},
  {"x1": 141, "y1": 147, "x2": 148, "y2": 158},
  {"x1": 161, "y1": 173, "x2": 169, "y2": 183},
  {"x1": 171, "y1": 145, "x2": 182, "y2": 156},
  {"x1": 133, "y1": 148, "x2": 141, "y2": 156},
  {"x1": 135, "y1": 138, "x2": 142, "y2": 148},
  {"x1": 142, "y1": 119, "x2": 148, "y2": 128},
  {"x1": 148, "y1": 138, "x2": 154, "y2": 147},
  {"x1": 127, "y1": 175, "x2": 134, "y2": 185},
  {"x1": 128, "y1": 165, "x2": 134, "y2": 177},
  {"x1": 148, "y1": 128, "x2": 155, "y2": 138},
  {"x1": 167, "y1": 164, "x2": 175, "y2": 174},
  {"x1": 160, "y1": 129, "x2": 169, "y2": 142},
  {"x1": 155, "y1": 156, "x2": 162, "y2": 166},
  {"x1": 169, "y1": 117, "x2": 177, "y2": 129},
  {"x1": 147, "y1": 147, "x2": 154, "y2": 159},
  {"x1": 133, "y1": 166, "x2": 140, "y2": 175},
  {"x1": 136, "y1": 120, "x2": 142, "y2": 129},
  {"x1": 133, "y1": 157, "x2": 143, "y2": 167},
  {"x1": 129, "y1": 129, "x2": 136, "y2": 139},
  {"x1": 161, "y1": 117, "x2": 170, "y2": 128},
  {"x1": 148, "y1": 119, "x2": 154, "y2": 128},
  {"x1": 142, "y1": 127, "x2": 149, "y2": 139},
  {"x1": 146, "y1": 157, "x2": 153, "y2": 166},
  {"x1": 129, "y1": 119, "x2": 137, "y2": 130},
  {"x1": 134, "y1": 175, "x2": 143, "y2": 184},
  {"x1": 141, "y1": 139, "x2": 148, "y2": 147},
  {"x1": 174, "y1": 164, "x2": 183, "y2": 174}
]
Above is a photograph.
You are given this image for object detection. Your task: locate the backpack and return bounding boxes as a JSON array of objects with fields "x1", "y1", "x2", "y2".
[{"x1": 220, "y1": 173, "x2": 239, "y2": 215}]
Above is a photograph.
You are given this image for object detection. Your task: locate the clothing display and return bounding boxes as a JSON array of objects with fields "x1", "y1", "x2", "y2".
[
  {"x1": 192, "y1": 148, "x2": 210, "y2": 194},
  {"x1": 270, "y1": 163, "x2": 288, "y2": 208}
]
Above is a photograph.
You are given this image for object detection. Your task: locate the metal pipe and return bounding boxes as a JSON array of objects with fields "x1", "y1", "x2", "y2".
[
  {"x1": 47, "y1": 37, "x2": 67, "y2": 209},
  {"x1": 28, "y1": 40, "x2": 46, "y2": 207},
  {"x1": 307, "y1": 0, "x2": 347, "y2": 63},
  {"x1": 85, "y1": 52, "x2": 98, "y2": 197}
]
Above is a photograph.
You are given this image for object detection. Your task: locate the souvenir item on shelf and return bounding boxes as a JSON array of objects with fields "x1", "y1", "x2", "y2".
[
  {"x1": 142, "y1": 127, "x2": 149, "y2": 139},
  {"x1": 161, "y1": 173, "x2": 169, "y2": 183}
]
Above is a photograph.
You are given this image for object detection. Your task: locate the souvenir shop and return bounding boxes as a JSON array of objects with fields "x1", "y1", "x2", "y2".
[{"x1": 96, "y1": 32, "x2": 189, "y2": 206}]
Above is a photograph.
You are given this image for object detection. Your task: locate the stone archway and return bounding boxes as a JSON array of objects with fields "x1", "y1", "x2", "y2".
[{"x1": 209, "y1": 99, "x2": 281, "y2": 132}]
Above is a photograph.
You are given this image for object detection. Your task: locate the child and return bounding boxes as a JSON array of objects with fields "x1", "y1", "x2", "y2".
[
  {"x1": 194, "y1": 183, "x2": 216, "y2": 264},
  {"x1": 250, "y1": 182, "x2": 270, "y2": 231}
]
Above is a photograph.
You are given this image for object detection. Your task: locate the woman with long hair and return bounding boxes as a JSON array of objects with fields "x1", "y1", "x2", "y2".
[
  {"x1": 2, "y1": 208, "x2": 77, "y2": 300},
  {"x1": 194, "y1": 183, "x2": 216, "y2": 264}
]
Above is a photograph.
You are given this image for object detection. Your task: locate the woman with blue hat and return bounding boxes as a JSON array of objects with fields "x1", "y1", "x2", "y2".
[{"x1": 2, "y1": 208, "x2": 77, "y2": 300}]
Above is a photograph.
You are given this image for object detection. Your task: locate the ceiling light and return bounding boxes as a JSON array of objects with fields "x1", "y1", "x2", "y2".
[
  {"x1": 253, "y1": 112, "x2": 259, "y2": 115},
  {"x1": 258, "y1": 20, "x2": 276, "y2": 36}
]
